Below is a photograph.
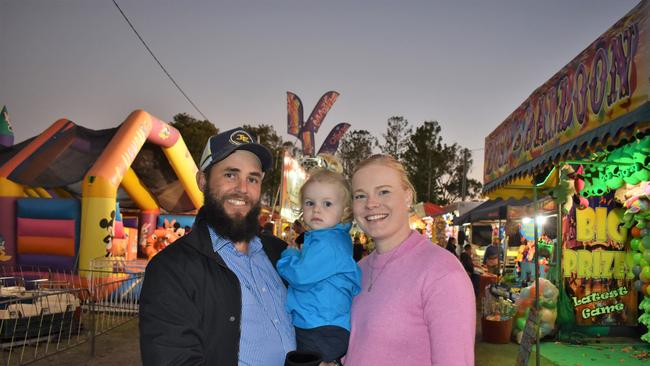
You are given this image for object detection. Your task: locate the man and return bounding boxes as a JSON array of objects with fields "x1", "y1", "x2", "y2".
[
  {"x1": 460, "y1": 244, "x2": 479, "y2": 296},
  {"x1": 139, "y1": 127, "x2": 296, "y2": 365},
  {"x1": 445, "y1": 237, "x2": 458, "y2": 257},
  {"x1": 483, "y1": 237, "x2": 502, "y2": 275},
  {"x1": 352, "y1": 235, "x2": 364, "y2": 262},
  {"x1": 292, "y1": 219, "x2": 305, "y2": 248},
  {"x1": 260, "y1": 221, "x2": 276, "y2": 236}
]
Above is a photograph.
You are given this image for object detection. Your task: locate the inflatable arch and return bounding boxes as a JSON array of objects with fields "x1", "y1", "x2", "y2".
[
  {"x1": 80, "y1": 110, "x2": 202, "y2": 270},
  {"x1": 0, "y1": 110, "x2": 203, "y2": 274}
]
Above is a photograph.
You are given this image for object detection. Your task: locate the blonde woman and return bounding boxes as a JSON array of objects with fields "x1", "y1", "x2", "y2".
[{"x1": 345, "y1": 155, "x2": 475, "y2": 366}]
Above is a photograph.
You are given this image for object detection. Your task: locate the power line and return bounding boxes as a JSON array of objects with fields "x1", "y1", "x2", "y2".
[{"x1": 111, "y1": 0, "x2": 211, "y2": 122}]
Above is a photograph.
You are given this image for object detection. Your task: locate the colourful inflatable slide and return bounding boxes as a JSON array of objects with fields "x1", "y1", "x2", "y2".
[{"x1": 0, "y1": 110, "x2": 203, "y2": 274}]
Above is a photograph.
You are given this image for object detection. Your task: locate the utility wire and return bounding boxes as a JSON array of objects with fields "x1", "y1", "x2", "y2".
[{"x1": 111, "y1": 0, "x2": 211, "y2": 122}]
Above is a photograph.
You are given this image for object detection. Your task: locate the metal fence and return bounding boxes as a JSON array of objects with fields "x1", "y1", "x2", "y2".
[{"x1": 0, "y1": 259, "x2": 145, "y2": 365}]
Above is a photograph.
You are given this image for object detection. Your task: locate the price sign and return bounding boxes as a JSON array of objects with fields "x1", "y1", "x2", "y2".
[{"x1": 515, "y1": 307, "x2": 538, "y2": 366}]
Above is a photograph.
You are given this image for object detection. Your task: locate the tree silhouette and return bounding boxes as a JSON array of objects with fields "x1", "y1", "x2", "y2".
[
  {"x1": 380, "y1": 116, "x2": 412, "y2": 161},
  {"x1": 337, "y1": 129, "x2": 378, "y2": 180}
]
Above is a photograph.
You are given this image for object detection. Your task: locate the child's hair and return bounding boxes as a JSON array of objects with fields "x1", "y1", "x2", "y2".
[{"x1": 300, "y1": 168, "x2": 353, "y2": 223}]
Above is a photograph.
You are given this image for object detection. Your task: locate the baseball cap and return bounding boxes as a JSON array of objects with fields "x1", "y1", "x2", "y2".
[{"x1": 199, "y1": 127, "x2": 273, "y2": 172}]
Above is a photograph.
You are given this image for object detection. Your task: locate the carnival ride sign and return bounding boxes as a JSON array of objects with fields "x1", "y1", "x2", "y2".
[
  {"x1": 287, "y1": 91, "x2": 349, "y2": 156},
  {"x1": 562, "y1": 193, "x2": 637, "y2": 325}
]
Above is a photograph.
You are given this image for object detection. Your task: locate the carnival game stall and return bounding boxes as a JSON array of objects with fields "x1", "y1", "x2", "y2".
[
  {"x1": 454, "y1": 198, "x2": 537, "y2": 274},
  {"x1": 443, "y1": 201, "x2": 482, "y2": 244},
  {"x1": 481, "y1": 0, "x2": 650, "y2": 356},
  {"x1": 409, "y1": 202, "x2": 445, "y2": 245},
  {"x1": 506, "y1": 199, "x2": 558, "y2": 287}
]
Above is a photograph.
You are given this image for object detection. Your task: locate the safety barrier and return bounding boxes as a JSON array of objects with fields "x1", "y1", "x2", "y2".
[{"x1": 0, "y1": 260, "x2": 145, "y2": 365}]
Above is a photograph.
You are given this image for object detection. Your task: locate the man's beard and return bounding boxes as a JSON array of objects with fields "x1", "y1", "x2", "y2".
[{"x1": 203, "y1": 187, "x2": 261, "y2": 243}]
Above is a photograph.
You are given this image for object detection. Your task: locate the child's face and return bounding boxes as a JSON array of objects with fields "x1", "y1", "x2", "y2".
[{"x1": 302, "y1": 181, "x2": 346, "y2": 231}]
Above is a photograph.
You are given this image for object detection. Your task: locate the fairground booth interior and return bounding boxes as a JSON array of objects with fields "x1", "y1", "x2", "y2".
[{"x1": 481, "y1": 0, "x2": 650, "y2": 345}]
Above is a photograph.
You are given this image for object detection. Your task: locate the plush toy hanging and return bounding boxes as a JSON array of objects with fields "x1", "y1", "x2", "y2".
[{"x1": 623, "y1": 182, "x2": 650, "y2": 343}]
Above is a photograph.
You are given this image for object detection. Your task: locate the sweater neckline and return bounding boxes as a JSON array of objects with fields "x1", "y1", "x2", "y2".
[{"x1": 369, "y1": 230, "x2": 420, "y2": 269}]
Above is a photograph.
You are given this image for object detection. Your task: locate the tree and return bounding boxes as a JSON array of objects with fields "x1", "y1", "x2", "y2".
[
  {"x1": 337, "y1": 129, "x2": 378, "y2": 179},
  {"x1": 170, "y1": 113, "x2": 218, "y2": 166},
  {"x1": 402, "y1": 121, "x2": 455, "y2": 205},
  {"x1": 242, "y1": 124, "x2": 284, "y2": 206},
  {"x1": 380, "y1": 116, "x2": 412, "y2": 161},
  {"x1": 439, "y1": 147, "x2": 483, "y2": 204},
  {"x1": 403, "y1": 121, "x2": 482, "y2": 205}
]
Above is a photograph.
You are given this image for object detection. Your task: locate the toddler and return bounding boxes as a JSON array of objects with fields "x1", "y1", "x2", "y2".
[{"x1": 277, "y1": 169, "x2": 362, "y2": 365}]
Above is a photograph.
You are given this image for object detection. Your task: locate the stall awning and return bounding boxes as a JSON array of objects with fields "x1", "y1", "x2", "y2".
[
  {"x1": 482, "y1": 1, "x2": 650, "y2": 195},
  {"x1": 486, "y1": 166, "x2": 560, "y2": 200},
  {"x1": 484, "y1": 106, "x2": 649, "y2": 194},
  {"x1": 413, "y1": 202, "x2": 445, "y2": 218},
  {"x1": 453, "y1": 197, "x2": 531, "y2": 225}
]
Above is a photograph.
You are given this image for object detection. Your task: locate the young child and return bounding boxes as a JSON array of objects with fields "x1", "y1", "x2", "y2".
[{"x1": 277, "y1": 169, "x2": 362, "y2": 365}]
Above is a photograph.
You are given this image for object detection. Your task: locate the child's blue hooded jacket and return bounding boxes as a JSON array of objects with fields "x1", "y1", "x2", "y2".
[{"x1": 276, "y1": 222, "x2": 362, "y2": 330}]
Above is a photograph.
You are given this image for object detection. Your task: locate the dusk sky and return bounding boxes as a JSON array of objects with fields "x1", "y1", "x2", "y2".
[{"x1": 0, "y1": 0, "x2": 641, "y2": 182}]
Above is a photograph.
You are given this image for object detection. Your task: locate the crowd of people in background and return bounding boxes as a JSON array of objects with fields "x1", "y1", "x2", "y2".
[{"x1": 440, "y1": 233, "x2": 503, "y2": 297}]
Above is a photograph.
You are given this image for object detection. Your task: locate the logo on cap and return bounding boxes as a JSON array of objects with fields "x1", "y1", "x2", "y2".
[{"x1": 230, "y1": 131, "x2": 252, "y2": 145}]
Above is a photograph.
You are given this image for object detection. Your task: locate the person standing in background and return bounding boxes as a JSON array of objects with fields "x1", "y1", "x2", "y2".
[
  {"x1": 353, "y1": 235, "x2": 365, "y2": 262},
  {"x1": 483, "y1": 237, "x2": 502, "y2": 275},
  {"x1": 445, "y1": 237, "x2": 458, "y2": 257},
  {"x1": 460, "y1": 244, "x2": 479, "y2": 296}
]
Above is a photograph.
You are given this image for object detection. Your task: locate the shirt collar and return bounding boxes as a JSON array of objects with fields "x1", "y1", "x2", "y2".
[
  {"x1": 306, "y1": 222, "x2": 352, "y2": 234},
  {"x1": 208, "y1": 225, "x2": 263, "y2": 254}
]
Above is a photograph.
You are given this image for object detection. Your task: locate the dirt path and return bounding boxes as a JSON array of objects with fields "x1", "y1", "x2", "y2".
[{"x1": 28, "y1": 320, "x2": 141, "y2": 366}]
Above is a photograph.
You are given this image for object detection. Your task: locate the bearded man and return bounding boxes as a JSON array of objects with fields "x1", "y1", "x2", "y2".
[{"x1": 139, "y1": 128, "x2": 295, "y2": 366}]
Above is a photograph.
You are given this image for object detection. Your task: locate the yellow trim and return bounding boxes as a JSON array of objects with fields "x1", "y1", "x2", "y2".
[
  {"x1": 162, "y1": 139, "x2": 203, "y2": 208},
  {"x1": 34, "y1": 187, "x2": 52, "y2": 198},
  {"x1": 24, "y1": 188, "x2": 39, "y2": 198},
  {"x1": 0, "y1": 177, "x2": 25, "y2": 197},
  {"x1": 120, "y1": 167, "x2": 159, "y2": 211},
  {"x1": 53, "y1": 187, "x2": 72, "y2": 198},
  {"x1": 486, "y1": 167, "x2": 559, "y2": 200},
  {"x1": 79, "y1": 110, "x2": 202, "y2": 274}
]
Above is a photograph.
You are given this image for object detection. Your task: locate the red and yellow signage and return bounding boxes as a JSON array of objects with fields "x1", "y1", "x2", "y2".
[{"x1": 485, "y1": 1, "x2": 649, "y2": 185}]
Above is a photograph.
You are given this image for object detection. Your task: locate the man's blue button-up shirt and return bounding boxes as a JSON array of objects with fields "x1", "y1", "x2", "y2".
[{"x1": 209, "y1": 227, "x2": 296, "y2": 366}]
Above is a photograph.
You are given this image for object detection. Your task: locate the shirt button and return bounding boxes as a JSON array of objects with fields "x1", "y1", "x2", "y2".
[
  {"x1": 229, "y1": 316, "x2": 236, "y2": 322},
  {"x1": 273, "y1": 319, "x2": 279, "y2": 324},
  {"x1": 261, "y1": 287, "x2": 267, "y2": 292}
]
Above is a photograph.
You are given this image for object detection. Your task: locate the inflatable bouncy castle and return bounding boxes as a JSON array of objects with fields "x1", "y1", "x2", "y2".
[{"x1": 0, "y1": 110, "x2": 203, "y2": 275}]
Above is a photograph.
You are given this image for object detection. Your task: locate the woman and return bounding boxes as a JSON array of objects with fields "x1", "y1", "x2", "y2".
[{"x1": 345, "y1": 155, "x2": 475, "y2": 366}]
